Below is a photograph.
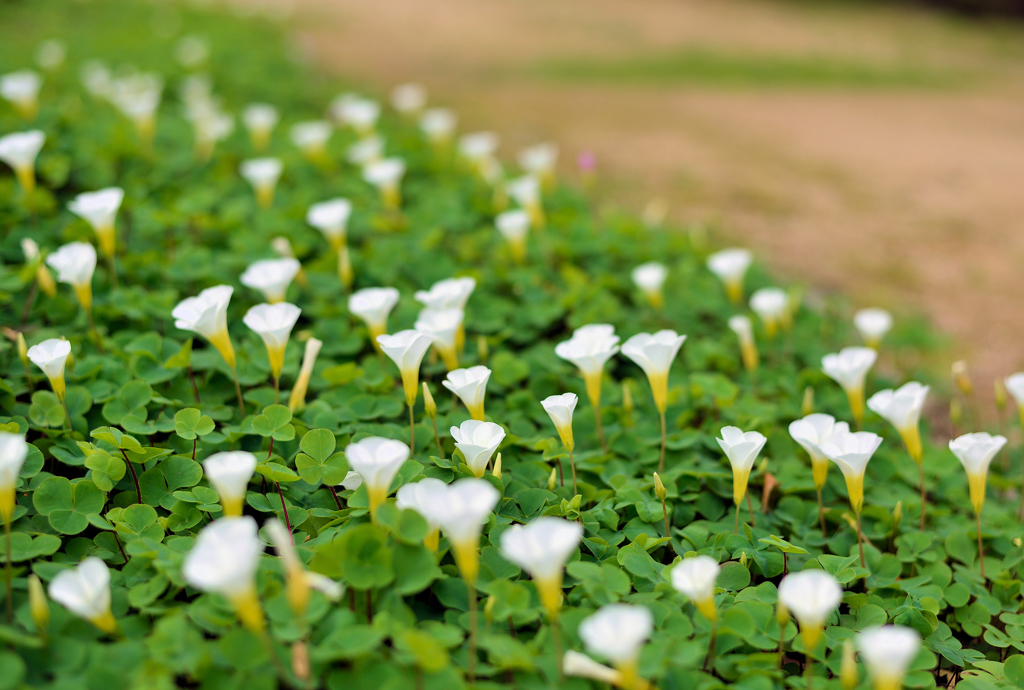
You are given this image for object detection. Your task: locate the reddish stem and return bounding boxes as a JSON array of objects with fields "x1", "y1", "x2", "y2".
[{"x1": 119, "y1": 449, "x2": 142, "y2": 504}]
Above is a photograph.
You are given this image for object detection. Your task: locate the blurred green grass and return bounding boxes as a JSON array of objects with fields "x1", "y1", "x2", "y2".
[{"x1": 533, "y1": 48, "x2": 967, "y2": 89}]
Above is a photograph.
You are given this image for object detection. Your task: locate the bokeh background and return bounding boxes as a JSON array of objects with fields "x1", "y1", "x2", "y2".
[{"x1": 252, "y1": 0, "x2": 1024, "y2": 403}]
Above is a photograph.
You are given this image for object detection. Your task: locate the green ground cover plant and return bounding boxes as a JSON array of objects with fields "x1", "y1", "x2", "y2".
[{"x1": 0, "y1": 2, "x2": 1022, "y2": 689}]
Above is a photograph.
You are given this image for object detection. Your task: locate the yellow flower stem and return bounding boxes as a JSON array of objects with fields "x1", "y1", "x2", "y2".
[
  {"x1": 431, "y1": 416, "x2": 444, "y2": 458},
  {"x1": 659, "y1": 408, "x2": 667, "y2": 474},
  {"x1": 106, "y1": 253, "x2": 118, "y2": 290},
  {"x1": 569, "y1": 447, "x2": 577, "y2": 496},
  {"x1": 856, "y1": 510, "x2": 865, "y2": 569},
  {"x1": 273, "y1": 374, "x2": 279, "y2": 404},
  {"x1": 232, "y1": 366, "x2": 246, "y2": 420},
  {"x1": 976, "y1": 510, "x2": 986, "y2": 580},
  {"x1": 593, "y1": 403, "x2": 607, "y2": 453},
  {"x1": 409, "y1": 403, "x2": 416, "y2": 454},
  {"x1": 746, "y1": 491, "x2": 757, "y2": 528},
  {"x1": 467, "y1": 580, "x2": 478, "y2": 682},
  {"x1": 816, "y1": 487, "x2": 826, "y2": 537},
  {"x1": 61, "y1": 397, "x2": 73, "y2": 435},
  {"x1": 735, "y1": 502, "x2": 741, "y2": 535},
  {"x1": 703, "y1": 619, "x2": 718, "y2": 673},
  {"x1": 918, "y1": 463, "x2": 926, "y2": 531}
]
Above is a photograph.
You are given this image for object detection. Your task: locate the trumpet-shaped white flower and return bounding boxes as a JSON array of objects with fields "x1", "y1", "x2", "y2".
[
  {"x1": 396, "y1": 477, "x2": 447, "y2": 551},
  {"x1": 68, "y1": 188, "x2": 125, "y2": 258},
  {"x1": 555, "y1": 324, "x2": 620, "y2": 407},
  {"x1": 854, "y1": 308, "x2": 893, "y2": 349},
  {"x1": 378, "y1": 330, "x2": 433, "y2": 407},
  {"x1": 244, "y1": 302, "x2": 301, "y2": 382},
  {"x1": 442, "y1": 366, "x2": 491, "y2": 421},
  {"x1": 621, "y1": 330, "x2": 687, "y2": 413},
  {"x1": 265, "y1": 519, "x2": 343, "y2": 616},
  {"x1": 631, "y1": 262, "x2": 668, "y2": 309},
  {"x1": 496, "y1": 209, "x2": 530, "y2": 262},
  {"x1": 290, "y1": 120, "x2": 332, "y2": 159},
  {"x1": 414, "y1": 276, "x2": 476, "y2": 311},
  {"x1": 240, "y1": 158, "x2": 283, "y2": 208},
  {"x1": 579, "y1": 604, "x2": 653, "y2": 668},
  {"x1": 750, "y1": 287, "x2": 787, "y2": 338},
  {"x1": 345, "y1": 437, "x2": 410, "y2": 517},
  {"x1": 707, "y1": 248, "x2": 753, "y2": 304},
  {"x1": 349, "y1": 287, "x2": 400, "y2": 342},
  {"x1": 518, "y1": 143, "x2": 558, "y2": 181},
  {"x1": 459, "y1": 131, "x2": 499, "y2": 166},
  {"x1": 0, "y1": 433, "x2": 28, "y2": 523},
  {"x1": 949, "y1": 432, "x2": 1006, "y2": 514},
  {"x1": 415, "y1": 308, "x2": 464, "y2": 371},
  {"x1": 822, "y1": 347, "x2": 877, "y2": 425},
  {"x1": 332, "y1": 95, "x2": 380, "y2": 135},
  {"x1": 820, "y1": 430, "x2": 883, "y2": 513},
  {"x1": 109, "y1": 72, "x2": 162, "y2": 142},
  {"x1": 671, "y1": 555, "x2": 721, "y2": 621},
  {"x1": 240, "y1": 257, "x2": 300, "y2": 304},
  {"x1": 499, "y1": 517, "x2": 582, "y2": 616},
  {"x1": 451, "y1": 420, "x2": 505, "y2": 477},
  {"x1": 420, "y1": 108, "x2": 457, "y2": 144},
  {"x1": 0, "y1": 130, "x2": 45, "y2": 192},
  {"x1": 363, "y1": 157, "x2": 405, "y2": 208},
  {"x1": 27, "y1": 338, "x2": 71, "y2": 400},
  {"x1": 1005, "y1": 372, "x2": 1024, "y2": 410},
  {"x1": 80, "y1": 61, "x2": 113, "y2": 100},
  {"x1": 172, "y1": 285, "x2": 237, "y2": 368},
  {"x1": 789, "y1": 414, "x2": 849, "y2": 490},
  {"x1": 242, "y1": 103, "x2": 278, "y2": 150},
  {"x1": 345, "y1": 136, "x2": 384, "y2": 170},
  {"x1": 563, "y1": 650, "x2": 622, "y2": 685},
  {"x1": 36, "y1": 40, "x2": 66, "y2": 72},
  {"x1": 288, "y1": 337, "x2": 322, "y2": 413},
  {"x1": 183, "y1": 517, "x2": 265, "y2": 631},
  {"x1": 433, "y1": 478, "x2": 500, "y2": 584},
  {"x1": 203, "y1": 451, "x2": 257, "y2": 517},
  {"x1": 728, "y1": 314, "x2": 759, "y2": 373},
  {"x1": 716, "y1": 426, "x2": 767, "y2": 506},
  {"x1": 867, "y1": 382, "x2": 929, "y2": 463},
  {"x1": 307, "y1": 198, "x2": 353, "y2": 249},
  {"x1": 778, "y1": 570, "x2": 842, "y2": 650},
  {"x1": 190, "y1": 108, "x2": 234, "y2": 160},
  {"x1": 857, "y1": 626, "x2": 920, "y2": 690},
  {"x1": 541, "y1": 393, "x2": 578, "y2": 453},
  {"x1": 48, "y1": 558, "x2": 116, "y2": 633},
  {"x1": 507, "y1": 174, "x2": 543, "y2": 225},
  {"x1": 47, "y1": 242, "x2": 96, "y2": 312},
  {"x1": 391, "y1": 83, "x2": 426, "y2": 114},
  {"x1": 0, "y1": 70, "x2": 42, "y2": 118}
]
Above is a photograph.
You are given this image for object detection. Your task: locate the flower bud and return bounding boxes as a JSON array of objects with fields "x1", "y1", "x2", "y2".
[
  {"x1": 739, "y1": 552, "x2": 748, "y2": 568},
  {"x1": 484, "y1": 595, "x2": 496, "y2": 624},
  {"x1": 653, "y1": 472, "x2": 667, "y2": 502},
  {"x1": 422, "y1": 382, "x2": 437, "y2": 419},
  {"x1": 776, "y1": 600, "x2": 790, "y2": 627},
  {"x1": 892, "y1": 500, "x2": 902, "y2": 530},
  {"x1": 16, "y1": 332, "x2": 28, "y2": 369},
  {"x1": 950, "y1": 398, "x2": 963, "y2": 427},
  {"x1": 477, "y1": 335, "x2": 489, "y2": 364},
  {"x1": 802, "y1": 386, "x2": 814, "y2": 417},
  {"x1": 28, "y1": 574, "x2": 48, "y2": 633},
  {"x1": 492, "y1": 452, "x2": 502, "y2": 479},
  {"x1": 952, "y1": 360, "x2": 972, "y2": 396},
  {"x1": 841, "y1": 639, "x2": 857, "y2": 690},
  {"x1": 547, "y1": 467, "x2": 557, "y2": 491},
  {"x1": 995, "y1": 379, "x2": 1007, "y2": 411}
]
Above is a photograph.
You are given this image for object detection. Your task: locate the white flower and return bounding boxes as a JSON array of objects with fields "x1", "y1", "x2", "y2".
[
  {"x1": 420, "y1": 108, "x2": 457, "y2": 143},
  {"x1": 518, "y1": 143, "x2": 558, "y2": 178},
  {"x1": 621, "y1": 330, "x2": 687, "y2": 413},
  {"x1": 789, "y1": 414, "x2": 849, "y2": 489},
  {"x1": 240, "y1": 158, "x2": 283, "y2": 207},
  {"x1": 377, "y1": 330, "x2": 434, "y2": 406},
  {"x1": 0, "y1": 70, "x2": 42, "y2": 117},
  {"x1": 432, "y1": 478, "x2": 500, "y2": 583},
  {"x1": 414, "y1": 277, "x2": 476, "y2": 311},
  {"x1": 362, "y1": 157, "x2": 405, "y2": 207},
  {"x1": 541, "y1": 393, "x2": 578, "y2": 453},
  {"x1": 290, "y1": 120, "x2": 332, "y2": 157},
  {"x1": 0, "y1": 433, "x2": 28, "y2": 523},
  {"x1": 21, "y1": 238, "x2": 39, "y2": 263},
  {"x1": 0, "y1": 130, "x2": 44, "y2": 190},
  {"x1": 631, "y1": 262, "x2": 668, "y2": 309},
  {"x1": 507, "y1": 174, "x2": 540, "y2": 208},
  {"x1": 36, "y1": 41, "x2": 66, "y2": 72},
  {"x1": 778, "y1": 570, "x2": 842, "y2": 649},
  {"x1": 244, "y1": 302, "x2": 301, "y2": 381},
  {"x1": 496, "y1": 209, "x2": 530, "y2": 260},
  {"x1": 176, "y1": 35, "x2": 209, "y2": 69},
  {"x1": 563, "y1": 651, "x2": 621, "y2": 685},
  {"x1": 555, "y1": 324, "x2": 620, "y2": 406},
  {"x1": 346, "y1": 135, "x2": 384, "y2": 166},
  {"x1": 307, "y1": 198, "x2": 353, "y2": 248},
  {"x1": 820, "y1": 429, "x2": 883, "y2": 512},
  {"x1": 240, "y1": 257, "x2": 300, "y2": 304},
  {"x1": 349, "y1": 287, "x2": 400, "y2": 339},
  {"x1": 48, "y1": 558, "x2": 115, "y2": 633},
  {"x1": 750, "y1": 287, "x2": 787, "y2": 337},
  {"x1": 716, "y1": 426, "x2": 767, "y2": 505},
  {"x1": 332, "y1": 95, "x2": 380, "y2": 134},
  {"x1": 340, "y1": 470, "x2": 363, "y2": 491},
  {"x1": 822, "y1": 346, "x2": 877, "y2": 424},
  {"x1": 27, "y1": 338, "x2": 71, "y2": 399},
  {"x1": 706, "y1": 248, "x2": 753, "y2": 303},
  {"x1": 183, "y1": 517, "x2": 264, "y2": 631},
  {"x1": 728, "y1": 314, "x2": 759, "y2": 373},
  {"x1": 450, "y1": 420, "x2": 505, "y2": 477},
  {"x1": 288, "y1": 337, "x2": 322, "y2": 412},
  {"x1": 578, "y1": 604, "x2": 653, "y2": 665},
  {"x1": 949, "y1": 432, "x2": 1006, "y2": 513},
  {"x1": 203, "y1": 452, "x2": 257, "y2": 516},
  {"x1": 857, "y1": 626, "x2": 921, "y2": 689},
  {"x1": 172, "y1": 285, "x2": 236, "y2": 367},
  {"x1": 80, "y1": 61, "x2": 113, "y2": 99},
  {"x1": 415, "y1": 308, "x2": 464, "y2": 371},
  {"x1": 110, "y1": 72, "x2": 162, "y2": 131},
  {"x1": 1005, "y1": 373, "x2": 1024, "y2": 409},
  {"x1": 46, "y1": 242, "x2": 96, "y2": 288},
  {"x1": 346, "y1": 436, "x2": 410, "y2": 516},
  {"x1": 867, "y1": 382, "x2": 929, "y2": 462},
  {"x1": 442, "y1": 366, "x2": 491, "y2": 421},
  {"x1": 242, "y1": 103, "x2": 279, "y2": 145},
  {"x1": 391, "y1": 83, "x2": 426, "y2": 114},
  {"x1": 68, "y1": 188, "x2": 125, "y2": 257},
  {"x1": 396, "y1": 477, "x2": 447, "y2": 529},
  {"x1": 459, "y1": 132, "x2": 499, "y2": 163},
  {"x1": 265, "y1": 520, "x2": 342, "y2": 615},
  {"x1": 671, "y1": 555, "x2": 720, "y2": 621},
  {"x1": 500, "y1": 517, "x2": 582, "y2": 615},
  {"x1": 854, "y1": 308, "x2": 893, "y2": 348}
]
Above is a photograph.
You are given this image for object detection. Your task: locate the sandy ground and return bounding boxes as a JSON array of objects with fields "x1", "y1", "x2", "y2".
[{"x1": 263, "y1": 0, "x2": 1024, "y2": 403}]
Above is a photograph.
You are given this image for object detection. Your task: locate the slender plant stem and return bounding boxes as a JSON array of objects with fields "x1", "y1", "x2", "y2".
[
  {"x1": 856, "y1": 511, "x2": 865, "y2": 568},
  {"x1": 661, "y1": 496, "x2": 669, "y2": 537},
  {"x1": 918, "y1": 463, "x2": 927, "y2": 531},
  {"x1": 977, "y1": 511, "x2": 986, "y2": 580},
  {"x1": 273, "y1": 376, "x2": 279, "y2": 404},
  {"x1": 328, "y1": 485, "x2": 343, "y2": 510},
  {"x1": 778, "y1": 616, "x2": 785, "y2": 666},
  {"x1": 62, "y1": 398, "x2": 73, "y2": 435},
  {"x1": 468, "y1": 581, "x2": 478, "y2": 682},
  {"x1": 408, "y1": 404, "x2": 417, "y2": 453},
  {"x1": 806, "y1": 654, "x2": 814, "y2": 690},
  {"x1": 20, "y1": 281, "x2": 36, "y2": 327},
  {"x1": 120, "y1": 449, "x2": 142, "y2": 504},
  {"x1": 593, "y1": 404, "x2": 607, "y2": 453},
  {"x1": 232, "y1": 367, "x2": 245, "y2": 419},
  {"x1": 703, "y1": 620, "x2": 718, "y2": 672},
  {"x1": 277, "y1": 483, "x2": 293, "y2": 541},
  {"x1": 22, "y1": 358, "x2": 33, "y2": 394},
  {"x1": 551, "y1": 615, "x2": 564, "y2": 682},
  {"x1": 113, "y1": 532, "x2": 128, "y2": 563},
  {"x1": 366, "y1": 590, "x2": 373, "y2": 623},
  {"x1": 4, "y1": 520, "x2": 11, "y2": 624},
  {"x1": 816, "y1": 488, "x2": 826, "y2": 537},
  {"x1": 107, "y1": 254, "x2": 118, "y2": 290},
  {"x1": 556, "y1": 458, "x2": 564, "y2": 487},
  {"x1": 188, "y1": 365, "x2": 201, "y2": 403},
  {"x1": 259, "y1": 630, "x2": 291, "y2": 685},
  {"x1": 746, "y1": 490, "x2": 757, "y2": 528},
  {"x1": 569, "y1": 448, "x2": 577, "y2": 495},
  {"x1": 86, "y1": 309, "x2": 104, "y2": 354},
  {"x1": 659, "y1": 409, "x2": 667, "y2": 473},
  {"x1": 734, "y1": 502, "x2": 740, "y2": 534},
  {"x1": 431, "y1": 417, "x2": 444, "y2": 458}
]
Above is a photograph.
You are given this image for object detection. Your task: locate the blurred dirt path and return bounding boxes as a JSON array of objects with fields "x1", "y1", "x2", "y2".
[{"x1": 270, "y1": 0, "x2": 1024, "y2": 396}]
